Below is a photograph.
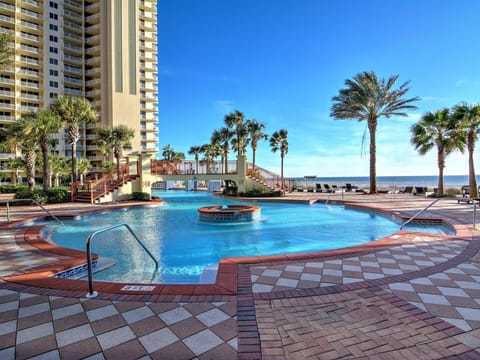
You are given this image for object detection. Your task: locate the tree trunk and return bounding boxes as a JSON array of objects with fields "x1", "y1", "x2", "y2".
[
  {"x1": 41, "y1": 142, "x2": 50, "y2": 190},
  {"x1": 437, "y1": 149, "x2": 445, "y2": 195},
  {"x1": 25, "y1": 151, "x2": 36, "y2": 191},
  {"x1": 71, "y1": 142, "x2": 77, "y2": 183},
  {"x1": 224, "y1": 148, "x2": 228, "y2": 174},
  {"x1": 468, "y1": 132, "x2": 478, "y2": 198},
  {"x1": 252, "y1": 148, "x2": 256, "y2": 173},
  {"x1": 280, "y1": 152, "x2": 284, "y2": 189},
  {"x1": 368, "y1": 120, "x2": 377, "y2": 193}
]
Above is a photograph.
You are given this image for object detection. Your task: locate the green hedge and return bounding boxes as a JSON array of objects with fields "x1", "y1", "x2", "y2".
[
  {"x1": 13, "y1": 187, "x2": 70, "y2": 204},
  {"x1": 0, "y1": 184, "x2": 28, "y2": 193},
  {"x1": 130, "y1": 192, "x2": 151, "y2": 201}
]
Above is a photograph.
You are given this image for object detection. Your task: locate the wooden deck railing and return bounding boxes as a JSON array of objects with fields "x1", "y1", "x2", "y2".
[{"x1": 151, "y1": 159, "x2": 238, "y2": 175}]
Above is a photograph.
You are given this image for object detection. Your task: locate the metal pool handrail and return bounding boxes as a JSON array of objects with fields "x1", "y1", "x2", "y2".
[
  {"x1": 85, "y1": 222, "x2": 159, "y2": 298},
  {"x1": 399, "y1": 198, "x2": 441, "y2": 230},
  {"x1": 5, "y1": 198, "x2": 63, "y2": 225}
]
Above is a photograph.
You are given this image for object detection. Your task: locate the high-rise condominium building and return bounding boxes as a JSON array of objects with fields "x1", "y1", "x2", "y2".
[{"x1": 0, "y1": 0, "x2": 158, "y2": 174}]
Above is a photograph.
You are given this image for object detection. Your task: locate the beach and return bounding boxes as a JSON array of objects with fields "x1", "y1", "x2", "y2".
[{"x1": 289, "y1": 175, "x2": 473, "y2": 191}]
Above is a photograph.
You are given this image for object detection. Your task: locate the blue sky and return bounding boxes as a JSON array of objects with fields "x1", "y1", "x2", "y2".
[{"x1": 157, "y1": 0, "x2": 480, "y2": 177}]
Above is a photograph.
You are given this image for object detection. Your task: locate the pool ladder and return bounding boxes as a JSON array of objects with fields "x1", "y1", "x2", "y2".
[{"x1": 85, "y1": 222, "x2": 159, "y2": 298}]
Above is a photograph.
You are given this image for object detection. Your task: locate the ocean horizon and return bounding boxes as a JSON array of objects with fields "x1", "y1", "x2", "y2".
[{"x1": 288, "y1": 175, "x2": 476, "y2": 189}]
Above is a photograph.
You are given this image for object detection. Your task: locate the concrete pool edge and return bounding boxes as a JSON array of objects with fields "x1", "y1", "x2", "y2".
[{"x1": 0, "y1": 198, "x2": 473, "y2": 300}]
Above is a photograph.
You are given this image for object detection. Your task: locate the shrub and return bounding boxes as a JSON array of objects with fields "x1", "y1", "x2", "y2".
[
  {"x1": 0, "y1": 184, "x2": 28, "y2": 193},
  {"x1": 46, "y1": 187, "x2": 70, "y2": 203},
  {"x1": 14, "y1": 189, "x2": 48, "y2": 205},
  {"x1": 130, "y1": 192, "x2": 151, "y2": 201}
]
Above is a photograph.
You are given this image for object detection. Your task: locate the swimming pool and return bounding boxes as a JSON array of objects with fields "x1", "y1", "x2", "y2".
[{"x1": 43, "y1": 191, "x2": 451, "y2": 284}]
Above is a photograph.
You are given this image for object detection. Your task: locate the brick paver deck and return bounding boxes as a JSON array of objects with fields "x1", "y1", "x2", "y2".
[{"x1": 1, "y1": 193, "x2": 480, "y2": 359}]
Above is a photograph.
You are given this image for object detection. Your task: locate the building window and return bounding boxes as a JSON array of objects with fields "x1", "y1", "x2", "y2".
[
  {"x1": 49, "y1": 69, "x2": 58, "y2": 76},
  {"x1": 49, "y1": 58, "x2": 58, "y2": 65},
  {"x1": 49, "y1": 24, "x2": 58, "y2": 31},
  {"x1": 49, "y1": 81, "x2": 58, "y2": 88},
  {"x1": 49, "y1": 35, "x2": 58, "y2": 42},
  {"x1": 49, "y1": 13, "x2": 58, "y2": 20},
  {"x1": 49, "y1": 47, "x2": 58, "y2": 54},
  {"x1": 50, "y1": 92, "x2": 58, "y2": 98},
  {"x1": 50, "y1": 1, "x2": 58, "y2": 8}
]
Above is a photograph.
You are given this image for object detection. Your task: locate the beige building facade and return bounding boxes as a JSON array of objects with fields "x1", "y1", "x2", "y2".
[{"x1": 0, "y1": 0, "x2": 158, "y2": 175}]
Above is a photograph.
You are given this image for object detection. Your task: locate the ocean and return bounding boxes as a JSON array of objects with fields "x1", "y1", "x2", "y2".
[{"x1": 289, "y1": 175, "x2": 475, "y2": 190}]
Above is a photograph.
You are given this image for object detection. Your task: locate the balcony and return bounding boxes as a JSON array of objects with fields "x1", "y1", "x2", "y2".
[
  {"x1": 0, "y1": 115, "x2": 15, "y2": 123},
  {"x1": 0, "y1": 77, "x2": 14, "y2": 85},
  {"x1": 64, "y1": 9, "x2": 83, "y2": 23},
  {"x1": 64, "y1": 0, "x2": 82, "y2": 11},
  {"x1": 0, "y1": 90, "x2": 13, "y2": 97},
  {"x1": 0, "y1": 2, "x2": 14, "y2": 13},
  {"x1": 0, "y1": 14, "x2": 14, "y2": 24},
  {"x1": 86, "y1": 34, "x2": 101, "y2": 46},
  {"x1": 19, "y1": 93, "x2": 40, "y2": 100},
  {"x1": 86, "y1": 24, "x2": 100, "y2": 35},
  {"x1": 86, "y1": 78, "x2": 101, "y2": 87},
  {"x1": 18, "y1": 20, "x2": 40, "y2": 31},
  {"x1": 85, "y1": 2, "x2": 100, "y2": 14},
  {"x1": 86, "y1": 13, "x2": 100, "y2": 24},
  {"x1": 20, "y1": 81, "x2": 40, "y2": 89},
  {"x1": 64, "y1": 43, "x2": 83, "y2": 54},
  {"x1": 0, "y1": 103, "x2": 14, "y2": 110},
  {"x1": 64, "y1": 54, "x2": 83, "y2": 65}
]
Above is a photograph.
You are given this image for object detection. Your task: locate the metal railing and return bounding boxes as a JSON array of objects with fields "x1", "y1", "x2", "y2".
[
  {"x1": 4, "y1": 198, "x2": 63, "y2": 225},
  {"x1": 399, "y1": 198, "x2": 441, "y2": 230},
  {"x1": 85, "y1": 223, "x2": 159, "y2": 298}
]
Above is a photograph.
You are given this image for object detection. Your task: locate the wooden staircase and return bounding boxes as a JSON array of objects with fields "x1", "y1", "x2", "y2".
[
  {"x1": 246, "y1": 164, "x2": 282, "y2": 192},
  {"x1": 72, "y1": 162, "x2": 139, "y2": 204}
]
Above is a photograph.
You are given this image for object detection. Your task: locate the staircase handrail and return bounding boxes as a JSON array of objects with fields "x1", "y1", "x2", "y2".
[
  {"x1": 5, "y1": 198, "x2": 63, "y2": 225},
  {"x1": 85, "y1": 222, "x2": 159, "y2": 298},
  {"x1": 400, "y1": 198, "x2": 441, "y2": 230}
]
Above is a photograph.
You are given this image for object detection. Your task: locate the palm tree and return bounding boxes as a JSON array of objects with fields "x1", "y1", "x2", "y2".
[
  {"x1": 211, "y1": 127, "x2": 233, "y2": 173},
  {"x1": 225, "y1": 110, "x2": 248, "y2": 158},
  {"x1": 269, "y1": 129, "x2": 288, "y2": 189},
  {"x1": 98, "y1": 125, "x2": 135, "y2": 179},
  {"x1": 201, "y1": 143, "x2": 222, "y2": 174},
  {"x1": 411, "y1": 109, "x2": 463, "y2": 195},
  {"x1": 22, "y1": 110, "x2": 63, "y2": 190},
  {"x1": 50, "y1": 95, "x2": 96, "y2": 183},
  {"x1": 1, "y1": 120, "x2": 38, "y2": 190},
  {"x1": 0, "y1": 32, "x2": 14, "y2": 71},
  {"x1": 161, "y1": 144, "x2": 175, "y2": 161},
  {"x1": 331, "y1": 71, "x2": 420, "y2": 193},
  {"x1": 452, "y1": 103, "x2": 480, "y2": 198},
  {"x1": 49, "y1": 154, "x2": 69, "y2": 187},
  {"x1": 247, "y1": 119, "x2": 268, "y2": 172},
  {"x1": 77, "y1": 158, "x2": 92, "y2": 185},
  {"x1": 188, "y1": 145, "x2": 202, "y2": 174}
]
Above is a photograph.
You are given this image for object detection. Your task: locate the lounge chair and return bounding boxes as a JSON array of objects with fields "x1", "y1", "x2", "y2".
[
  {"x1": 323, "y1": 184, "x2": 335, "y2": 193},
  {"x1": 345, "y1": 183, "x2": 359, "y2": 192},
  {"x1": 316, "y1": 183, "x2": 323, "y2": 192},
  {"x1": 413, "y1": 186, "x2": 427, "y2": 196},
  {"x1": 401, "y1": 186, "x2": 413, "y2": 194}
]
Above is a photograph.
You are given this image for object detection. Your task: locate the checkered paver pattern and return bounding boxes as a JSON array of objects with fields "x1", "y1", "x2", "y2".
[
  {"x1": 387, "y1": 260, "x2": 480, "y2": 332},
  {"x1": 0, "y1": 289, "x2": 237, "y2": 359},
  {"x1": 250, "y1": 235, "x2": 467, "y2": 293},
  {"x1": 255, "y1": 288, "x2": 480, "y2": 359}
]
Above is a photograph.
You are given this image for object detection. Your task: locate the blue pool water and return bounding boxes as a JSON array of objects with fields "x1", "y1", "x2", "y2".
[{"x1": 43, "y1": 191, "x2": 451, "y2": 284}]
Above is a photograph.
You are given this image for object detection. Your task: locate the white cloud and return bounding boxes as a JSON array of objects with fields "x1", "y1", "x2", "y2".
[{"x1": 213, "y1": 100, "x2": 235, "y2": 115}]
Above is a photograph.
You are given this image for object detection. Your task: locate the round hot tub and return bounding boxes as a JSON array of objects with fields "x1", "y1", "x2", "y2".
[{"x1": 198, "y1": 204, "x2": 261, "y2": 223}]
